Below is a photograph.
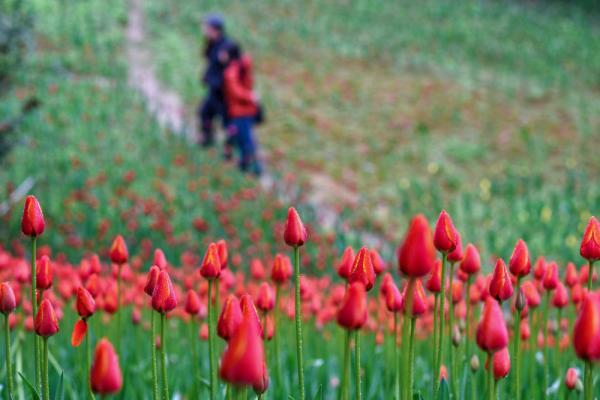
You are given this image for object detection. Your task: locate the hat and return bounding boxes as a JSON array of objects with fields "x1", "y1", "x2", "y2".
[{"x1": 204, "y1": 13, "x2": 225, "y2": 32}]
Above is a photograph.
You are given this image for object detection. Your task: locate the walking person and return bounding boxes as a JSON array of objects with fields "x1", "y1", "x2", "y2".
[
  {"x1": 222, "y1": 42, "x2": 263, "y2": 175},
  {"x1": 198, "y1": 14, "x2": 230, "y2": 147}
]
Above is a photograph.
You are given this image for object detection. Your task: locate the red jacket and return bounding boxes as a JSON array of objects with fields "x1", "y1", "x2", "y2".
[{"x1": 223, "y1": 55, "x2": 257, "y2": 118}]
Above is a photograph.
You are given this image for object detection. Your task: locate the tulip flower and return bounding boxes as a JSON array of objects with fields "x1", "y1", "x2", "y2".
[
  {"x1": 109, "y1": 234, "x2": 127, "y2": 357},
  {"x1": 433, "y1": 210, "x2": 458, "y2": 254},
  {"x1": 509, "y1": 239, "x2": 531, "y2": 278},
  {"x1": 144, "y1": 266, "x2": 160, "y2": 400},
  {"x1": 489, "y1": 259, "x2": 513, "y2": 303},
  {"x1": 218, "y1": 295, "x2": 243, "y2": 341},
  {"x1": 565, "y1": 368, "x2": 581, "y2": 392},
  {"x1": 565, "y1": 262, "x2": 579, "y2": 288},
  {"x1": 477, "y1": 297, "x2": 508, "y2": 400},
  {"x1": 533, "y1": 257, "x2": 547, "y2": 281},
  {"x1": 349, "y1": 247, "x2": 376, "y2": 291},
  {"x1": 200, "y1": 243, "x2": 222, "y2": 280},
  {"x1": 370, "y1": 248, "x2": 386, "y2": 275},
  {"x1": 491, "y1": 347, "x2": 510, "y2": 397},
  {"x1": 398, "y1": 214, "x2": 436, "y2": 278},
  {"x1": 580, "y1": 217, "x2": 600, "y2": 289},
  {"x1": 256, "y1": 282, "x2": 275, "y2": 312},
  {"x1": 401, "y1": 278, "x2": 427, "y2": 400},
  {"x1": 90, "y1": 338, "x2": 122, "y2": 395},
  {"x1": 35, "y1": 299, "x2": 58, "y2": 400},
  {"x1": 216, "y1": 239, "x2": 228, "y2": 269},
  {"x1": 1, "y1": 282, "x2": 16, "y2": 398},
  {"x1": 22, "y1": 195, "x2": 45, "y2": 389},
  {"x1": 152, "y1": 270, "x2": 177, "y2": 400},
  {"x1": 337, "y1": 247, "x2": 355, "y2": 281},
  {"x1": 270, "y1": 253, "x2": 291, "y2": 386},
  {"x1": 459, "y1": 243, "x2": 480, "y2": 380},
  {"x1": 36, "y1": 255, "x2": 53, "y2": 292},
  {"x1": 337, "y1": 282, "x2": 367, "y2": 400},
  {"x1": 573, "y1": 291, "x2": 600, "y2": 400},
  {"x1": 284, "y1": 207, "x2": 307, "y2": 400}
]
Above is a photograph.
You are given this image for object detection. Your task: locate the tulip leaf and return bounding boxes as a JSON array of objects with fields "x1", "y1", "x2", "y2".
[
  {"x1": 412, "y1": 392, "x2": 424, "y2": 400},
  {"x1": 438, "y1": 378, "x2": 450, "y2": 400},
  {"x1": 18, "y1": 371, "x2": 41, "y2": 400},
  {"x1": 54, "y1": 371, "x2": 64, "y2": 400},
  {"x1": 314, "y1": 384, "x2": 324, "y2": 400},
  {"x1": 199, "y1": 377, "x2": 210, "y2": 389}
]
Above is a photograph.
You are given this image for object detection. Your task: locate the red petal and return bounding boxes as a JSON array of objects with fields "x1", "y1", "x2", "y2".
[{"x1": 71, "y1": 319, "x2": 88, "y2": 347}]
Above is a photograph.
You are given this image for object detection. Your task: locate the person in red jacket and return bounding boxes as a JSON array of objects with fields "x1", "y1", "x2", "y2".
[{"x1": 222, "y1": 43, "x2": 262, "y2": 175}]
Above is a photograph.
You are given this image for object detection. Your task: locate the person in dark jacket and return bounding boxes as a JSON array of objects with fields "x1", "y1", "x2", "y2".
[{"x1": 198, "y1": 14, "x2": 230, "y2": 147}]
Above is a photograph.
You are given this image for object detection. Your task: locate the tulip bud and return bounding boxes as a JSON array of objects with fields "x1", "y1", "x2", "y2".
[
  {"x1": 283, "y1": 207, "x2": 307, "y2": 247},
  {"x1": 219, "y1": 311, "x2": 266, "y2": 388},
  {"x1": 71, "y1": 319, "x2": 88, "y2": 347},
  {"x1": 109, "y1": 235, "x2": 128, "y2": 264},
  {"x1": 565, "y1": 262, "x2": 579, "y2": 288},
  {"x1": 218, "y1": 295, "x2": 242, "y2": 341},
  {"x1": 515, "y1": 288, "x2": 526, "y2": 312},
  {"x1": 476, "y1": 297, "x2": 509, "y2": 352},
  {"x1": 447, "y1": 233, "x2": 464, "y2": 264},
  {"x1": 370, "y1": 248, "x2": 386, "y2": 275},
  {"x1": 200, "y1": 243, "x2": 221, "y2": 280},
  {"x1": 76, "y1": 287, "x2": 96, "y2": 318},
  {"x1": 543, "y1": 261, "x2": 559, "y2": 290},
  {"x1": 564, "y1": 367, "x2": 579, "y2": 390},
  {"x1": 250, "y1": 259, "x2": 266, "y2": 280},
  {"x1": 35, "y1": 299, "x2": 59, "y2": 337},
  {"x1": 398, "y1": 215, "x2": 436, "y2": 278},
  {"x1": 385, "y1": 281, "x2": 403, "y2": 313},
  {"x1": 0, "y1": 282, "x2": 17, "y2": 315},
  {"x1": 470, "y1": 355, "x2": 480, "y2": 372},
  {"x1": 521, "y1": 280, "x2": 541, "y2": 308},
  {"x1": 349, "y1": 247, "x2": 376, "y2": 291},
  {"x1": 90, "y1": 338, "x2": 123, "y2": 395},
  {"x1": 336, "y1": 282, "x2": 368, "y2": 330},
  {"x1": 337, "y1": 247, "x2": 354, "y2": 281},
  {"x1": 426, "y1": 260, "x2": 442, "y2": 293},
  {"x1": 580, "y1": 216, "x2": 600, "y2": 262},
  {"x1": 552, "y1": 282, "x2": 568, "y2": 309},
  {"x1": 256, "y1": 282, "x2": 275, "y2": 312},
  {"x1": 533, "y1": 257, "x2": 546, "y2": 281},
  {"x1": 508, "y1": 239, "x2": 531, "y2": 278},
  {"x1": 433, "y1": 210, "x2": 458, "y2": 253},
  {"x1": 184, "y1": 290, "x2": 201, "y2": 316},
  {"x1": 492, "y1": 347, "x2": 510, "y2": 380},
  {"x1": 452, "y1": 325, "x2": 462, "y2": 347},
  {"x1": 572, "y1": 292, "x2": 600, "y2": 361},
  {"x1": 460, "y1": 244, "x2": 481, "y2": 275},
  {"x1": 144, "y1": 266, "x2": 160, "y2": 296},
  {"x1": 215, "y1": 239, "x2": 228, "y2": 269},
  {"x1": 21, "y1": 195, "x2": 45, "y2": 237},
  {"x1": 240, "y1": 295, "x2": 262, "y2": 332},
  {"x1": 271, "y1": 254, "x2": 293, "y2": 284},
  {"x1": 401, "y1": 279, "x2": 428, "y2": 317},
  {"x1": 488, "y1": 259, "x2": 513, "y2": 303},
  {"x1": 151, "y1": 271, "x2": 177, "y2": 314},
  {"x1": 153, "y1": 249, "x2": 168, "y2": 270},
  {"x1": 36, "y1": 255, "x2": 53, "y2": 290}
]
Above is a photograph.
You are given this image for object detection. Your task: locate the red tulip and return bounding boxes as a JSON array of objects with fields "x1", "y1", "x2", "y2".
[
  {"x1": 336, "y1": 282, "x2": 368, "y2": 330},
  {"x1": 271, "y1": 254, "x2": 293, "y2": 284},
  {"x1": 533, "y1": 257, "x2": 546, "y2": 281},
  {"x1": 76, "y1": 287, "x2": 96, "y2": 318},
  {"x1": 451, "y1": 279, "x2": 463, "y2": 304},
  {"x1": 184, "y1": 290, "x2": 201, "y2": 315},
  {"x1": 543, "y1": 261, "x2": 559, "y2": 290},
  {"x1": 398, "y1": 215, "x2": 436, "y2": 278},
  {"x1": 144, "y1": 266, "x2": 160, "y2": 296},
  {"x1": 565, "y1": 368, "x2": 579, "y2": 390},
  {"x1": 21, "y1": 195, "x2": 45, "y2": 237},
  {"x1": 109, "y1": 235, "x2": 128, "y2": 264},
  {"x1": 370, "y1": 248, "x2": 386, "y2": 275},
  {"x1": 200, "y1": 243, "x2": 221, "y2": 280},
  {"x1": 90, "y1": 338, "x2": 123, "y2": 394},
  {"x1": 216, "y1": 239, "x2": 229, "y2": 269},
  {"x1": 151, "y1": 271, "x2": 177, "y2": 314},
  {"x1": 565, "y1": 262, "x2": 579, "y2": 288},
  {"x1": 256, "y1": 282, "x2": 275, "y2": 312},
  {"x1": 283, "y1": 207, "x2": 307, "y2": 247},
  {"x1": 521, "y1": 281, "x2": 541, "y2": 308},
  {"x1": 508, "y1": 239, "x2": 530, "y2": 278},
  {"x1": 572, "y1": 291, "x2": 600, "y2": 361},
  {"x1": 71, "y1": 319, "x2": 88, "y2": 347},
  {"x1": 218, "y1": 295, "x2": 242, "y2": 341},
  {"x1": 580, "y1": 216, "x2": 600, "y2": 262},
  {"x1": 433, "y1": 210, "x2": 458, "y2": 253},
  {"x1": 447, "y1": 233, "x2": 464, "y2": 264},
  {"x1": 476, "y1": 297, "x2": 509, "y2": 352},
  {"x1": 337, "y1": 247, "x2": 355, "y2": 281},
  {"x1": 219, "y1": 310, "x2": 266, "y2": 388},
  {"x1": 36, "y1": 255, "x2": 53, "y2": 290},
  {"x1": 250, "y1": 259, "x2": 266, "y2": 280},
  {"x1": 253, "y1": 362, "x2": 270, "y2": 395},
  {"x1": 349, "y1": 247, "x2": 376, "y2": 291},
  {"x1": 492, "y1": 347, "x2": 510, "y2": 380},
  {"x1": 35, "y1": 299, "x2": 59, "y2": 337},
  {"x1": 426, "y1": 260, "x2": 442, "y2": 293},
  {"x1": 488, "y1": 259, "x2": 513, "y2": 302},
  {"x1": 0, "y1": 282, "x2": 16, "y2": 315},
  {"x1": 385, "y1": 281, "x2": 403, "y2": 313},
  {"x1": 460, "y1": 244, "x2": 481, "y2": 275},
  {"x1": 239, "y1": 295, "x2": 262, "y2": 331},
  {"x1": 402, "y1": 279, "x2": 428, "y2": 317},
  {"x1": 153, "y1": 249, "x2": 168, "y2": 270},
  {"x1": 552, "y1": 282, "x2": 568, "y2": 309}
]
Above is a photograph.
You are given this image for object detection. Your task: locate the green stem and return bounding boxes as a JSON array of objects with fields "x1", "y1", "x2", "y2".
[
  {"x1": 402, "y1": 278, "x2": 415, "y2": 400},
  {"x1": 42, "y1": 337, "x2": 49, "y2": 400},
  {"x1": 31, "y1": 236, "x2": 41, "y2": 391},
  {"x1": 160, "y1": 313, "x2": 169, "y2": 400},
  {"x1": 340, "y1": 329, "x2": 351, "y2": 400},
  {"x1": 408, "y1": 317, "x2": 416, "y2": 400},
  {"x1": 584, "y1": 361, "x2": 593, "y2": 400},
  {"x1": 448, "y1": 262, "x2": 456, "y2": 398},
  {"x1": 471, "y1": 370, "x2": 477, "y2": 400},
  {"x1": 487, "y1": 352, "x2": 494, "y2": 400},
  {"x1": 543, "y1": 292, "x2": 550, "y2": 395},
  {"x1": 4, "y1": 314, "x2": 14, "y2": 399},
  {"x1": 117, "y1": 263, "x2": 122, "y2": 356},
  {"x1": 208, "y1": 280, "x2": 217, "y2": 400},
  {"x1": 435, "y1": 253, "x2": 447, "y2": 394},
  {"x1": 432, "y1": 293, "x2": 439, "y2": 397},
  {"x1": 151, "y1": 311, "x2": 159, "y2": 400},
  {"x1": 85, "y1": 320, "x2": 92, "y2": 400},
  {"x1": 189, "y1": 320, "x2": 198, "y2": 399},
  {"x1": 587, "y1": 260, "x2": 594, "y2": 291},
  {"x1": 394, "y1": 312, "x2": 400, "y2": 400},
  {"x1": 513, "y1": 278, "x2": 521, "y2": 400},
  {"x1": 274, "y1": 284, "x2": 282, "y2": 389},
  {"x1": 355, "y1": 330, "x2": 362, "y2": 400},
  {"x1": 293, "y1": 246, "x2": 305, "y2": 400}
]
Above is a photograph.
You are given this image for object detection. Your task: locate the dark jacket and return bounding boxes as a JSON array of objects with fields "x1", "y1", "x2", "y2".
[{"x1": 202, "y1": 36, "x2": 230, "y2": 93}]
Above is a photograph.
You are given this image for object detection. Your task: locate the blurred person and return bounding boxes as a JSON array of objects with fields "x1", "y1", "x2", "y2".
[
  {"x1": 198, "y1": 14, "x2": 230, "y2": 148},
  {"x1": 222, "y1": 42, "x2": 263, "y2": 176}
]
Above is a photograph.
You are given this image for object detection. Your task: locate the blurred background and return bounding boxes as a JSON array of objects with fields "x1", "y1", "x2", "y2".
[{"x1": 0, "y1": 0, "x2": 598, "y2": 270}]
